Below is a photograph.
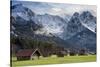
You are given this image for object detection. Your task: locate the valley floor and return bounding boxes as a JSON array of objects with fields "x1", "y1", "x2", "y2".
[{"x1": 11, "y1": 55, "x2": 96, "y2": 67}]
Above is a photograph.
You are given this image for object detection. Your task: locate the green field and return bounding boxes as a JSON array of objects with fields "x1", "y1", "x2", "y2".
[{"x1": 11, "y1": 55, "x2": 96, "y2": 67}]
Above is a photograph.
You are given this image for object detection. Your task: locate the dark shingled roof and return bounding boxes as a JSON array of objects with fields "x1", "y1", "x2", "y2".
[{"x1": 16, "y1": 49, "x2": 35, "y2": 57}]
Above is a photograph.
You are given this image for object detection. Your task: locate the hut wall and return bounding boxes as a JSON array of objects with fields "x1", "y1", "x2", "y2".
[{"x1": 17, "y1": 56, "x2": 30, "y2": 61}]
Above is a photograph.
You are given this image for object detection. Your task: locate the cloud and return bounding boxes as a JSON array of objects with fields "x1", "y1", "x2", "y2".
[
  {"x1": 64, "y1": 5, "x2": 97, "y2": 16},
  {"x1": 49, "y1": 3, "x2": 97, "y2": 16},
  {"x1": 48, "y1": 8, "x2": 65, "y2": 15},
  {"x1": 11, "y1": 1, "x2": 97, "y2": 16},
  {"x1": 52, "y1": 8, "x2": 62, "y2": 12}
]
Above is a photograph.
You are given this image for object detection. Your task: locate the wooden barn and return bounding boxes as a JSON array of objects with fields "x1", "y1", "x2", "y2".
[{"x1": 16, "y1": 48, "x2": 43, "y2": 61}]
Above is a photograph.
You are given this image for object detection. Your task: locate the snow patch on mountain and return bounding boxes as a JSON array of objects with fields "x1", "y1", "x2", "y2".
[
  {"x1": 34, "y1": 14, "x2": 67, "y2": 38},
  {"x1": 81, "y1": 22, "x2": 96, "y2": 33}
]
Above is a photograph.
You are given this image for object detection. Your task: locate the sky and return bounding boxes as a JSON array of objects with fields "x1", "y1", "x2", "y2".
[{"x1": 11, "y1": 0, "x2": 97, "y2": 16}]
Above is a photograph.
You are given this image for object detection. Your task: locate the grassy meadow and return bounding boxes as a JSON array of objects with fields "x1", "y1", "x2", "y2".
[{"x1": 11, "y1": 55, "x2": 96, "y2": 67}]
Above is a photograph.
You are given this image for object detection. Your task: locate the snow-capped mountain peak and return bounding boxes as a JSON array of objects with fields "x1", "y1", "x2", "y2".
[
  {"x1": 11, "y1": 3, "x2": 35, "y2": 21},
  {"x1": 80, "y1": 11, "x2": 96, "y2": 33}
]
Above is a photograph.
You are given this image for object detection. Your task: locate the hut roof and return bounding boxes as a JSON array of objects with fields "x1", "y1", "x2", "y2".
[{"x1": 16, "y1": 48, "x2": 41, "y2": 57}]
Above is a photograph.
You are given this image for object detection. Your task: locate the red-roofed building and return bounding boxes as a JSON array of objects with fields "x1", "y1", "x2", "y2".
[{"x1": 16, "y1": 48, "x2": 42, "y2": 60}]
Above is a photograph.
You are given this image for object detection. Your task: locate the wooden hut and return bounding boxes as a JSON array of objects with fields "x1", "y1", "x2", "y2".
[{"x1": 16, "y1": 48, "x2": 42, "y2": 61}]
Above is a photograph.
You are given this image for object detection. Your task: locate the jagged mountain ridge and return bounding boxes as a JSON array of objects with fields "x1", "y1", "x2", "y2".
[
  {"x1": 63, "y1": 12, "x2": 85, "y2": 39},
  {"x1": 63, "y1": 11, "x2": 96, "y2": 39},
  {"x1": 11, "y1": 3, "x2": 35, "y2": 21},
  {"x1": 80, "y1": 11, "x2": 96, "y2": 33}
]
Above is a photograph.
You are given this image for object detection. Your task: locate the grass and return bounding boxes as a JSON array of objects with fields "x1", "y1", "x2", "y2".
[{"x1": 11, "y1": 55, "x2": 96, "y2": 67}]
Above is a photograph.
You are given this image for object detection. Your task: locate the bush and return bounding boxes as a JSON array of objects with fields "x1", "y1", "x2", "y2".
[{"x1": 69, "y1": 52, "x2": 76, "y2": 56}]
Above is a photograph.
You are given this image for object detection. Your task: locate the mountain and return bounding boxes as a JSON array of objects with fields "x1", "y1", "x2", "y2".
[
  {"x1": 63, "y1": 12, "x2": 86, "y2": 39},
  {"x1": 62, "y1": 12, "x2": 96, "y2": 52},
  {"x1": 11, "y1": 3, "x2": 68, "y2": 38},
  {"x1": 80, "y1": 11, "x2": 96, "y2": 33},
  {"x1": 10, "y1": 3, "x2": 70, "y2": 48},
  {"x1": 11, "y1": 3, "x2": 35, "y2": 21},
  {"x1": 11, "y1": 3, "x2": 96, "y2": 52},
  {"x1": 67, "y1": 29, "x2": 96, "y2": 52},
  {"x1": 11, "y1": 4, "x2": 42, "y2": 37}
]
